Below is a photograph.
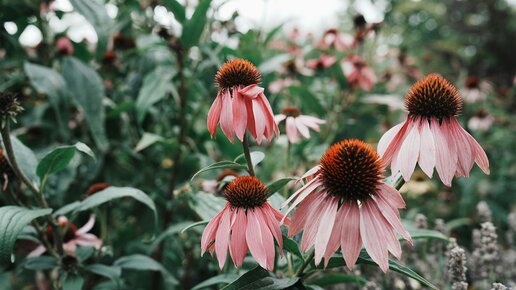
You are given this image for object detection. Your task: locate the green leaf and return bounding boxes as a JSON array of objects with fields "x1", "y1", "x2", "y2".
[
  {"x1": 149, "y1": 221, "x2": 194, "y2": 252},
  {"x1": 408, "y1": 229, "x2": 448, "y2": 241},
  {"x1": 0, "y1": 135, "x2": 40, "y2": 187},
  {"x1": 62, "y1": 273, "x2": 84, "y2": 290},
  {"x1": 324, "y1": 250, "x2": 438, "y2": 289},
  {"x1": 69, "y1": 0, "x2": 112, "y2": 54},
  {"x1": 181, "y1": 220, "x2": 208, "y2": 233},
  {"x1": 308, "y1": 274, "x2": 367, "y2": 287},
  {"x1": 54, "y1": 201, "x2": 81, "y2": 216},
  {"x1": 24, "y1": 62, "x2": 67, "y2": 108},
  {"x1": 74, "y1": 187, "x2": 157, "y2": 226},
  {"x1": 114, "y1": 254, "x2": 178, "y2": 286},
  {"x1": 134, "y1": 132, "x2": 165, "y2": 152},
  {"x1": 266, "y1": 177, "x2": 297, "y2": 197},
  {"x1": 445, "y1": 218, "x2": 471, "y2": 231},
  {"x1": 135, "y1": 66, "x2": 175, "y2": 123},
  {"x1": 0, "y1": 206, "x2": 52, "y2": 266},
  {"x1": 222, "y1": 266, "x2": 299, "y2": 290},
  {"x1": 162, "y1": 0, "x2": 186, "y2": 23},
  {"x1": 62, "y1": 57, "x2": 108, "y2": 151},
  {"x1": 234, "y1": 151, "x2": 265, "y2": 168},
  {"x1": 283, "y1": 236, "x2": 303, "y2": 259},
  {"x1": 23, "y1": 256, "x2": 58, "y2": 270},
  {"x1": 192, "y1": 274, "x2": 239, "y2": 290},
  {"x1": 180, "y1": 0, "x2": 212, "y2": 47},
  {"x1": 36, "y1": 142, "x2": 95, "y2": 180},
  {"x1": 85, "y1": 264, "x2": 122, "y2": 281},
  {"x1": 191, "y1": 161, "x2": 247, "y2": 181},
  {"x1": 189, "y1": 192, "x2": 226, "y2": 220}
]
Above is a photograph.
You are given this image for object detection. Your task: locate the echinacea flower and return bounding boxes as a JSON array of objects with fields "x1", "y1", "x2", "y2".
[
  {"x1": 316, "y1": 29, "x2": 355, "y2": 51},
  {"x1": 468, "y1": 109, "x2": 495, "y2": 132},
  {"x1": 378, "y1": 74, "x2": 490, "y2": 186},
  {"x1": 306, "y1": 54, "x2": 337, "y2": 70},
  {"x1": 29, "y1": 215, "x2": 102, "y2": 257},
  {"x1": 282, "y1": 139, "x2": 412, "y2": 272},
  {"x1": 274, "y1": 107, "x2": 326, "y2": 143},
  {"x1": 201, "y1": 176, "x2": 287, "y2": 270},
  {"x1": 208, "y1": 59, "x2": 280, "y2": 144},
  {"x1": 341, "y1": 55, "x2": 377, "y2": 91}
]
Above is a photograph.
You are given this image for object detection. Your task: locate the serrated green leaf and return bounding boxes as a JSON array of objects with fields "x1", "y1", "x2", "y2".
[
  {"x1": 180, "y1": 0, "x2": 212, "y2": 47},
  {"x1": 191, "y1": 161, "x2": 247, "y2": 181},
  {"x1": 221, "y1": 266, "x2": 299, "y2": 290},
  {"x1": 192, "y1": 274, "x2": 239, "y2": 290},
  {"x1": 0, "y1": 206, "x2": 52, "y2": 267},
  {"x1": 62, "y1": 57, "x2": 108, "y2": 151},
  {"x1": 115, "y1": 254, "x2": 178, "y2": 286}
]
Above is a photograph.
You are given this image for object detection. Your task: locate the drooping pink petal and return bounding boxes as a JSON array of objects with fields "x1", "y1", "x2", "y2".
[
  {"x1": 257, "y1": 93, "x2": 280, "y2": 137},
  {"x1": 75, "y1": 234, "x2": 102, "y2": 248},
  {"x1": 431, "y1": 118, "x2": 456, "y2": 186},
  {"x1": 246, "y1": 209, "x2": 269, "y2": 270},
  {"x1": 295, "y1": 117, "x2": 311, "y2": 138},
  {"x1": 28, "y1": 245, "x2": 47, "y2": 257},
  {"x1": 229, "y1": 208, "x2": 248, "y2": 267},
  {"x1": 380, "y1": 120, "x2": 410, "y2": 165},
  {"x1": 201, "y1": 204, "x2": 227, "y2": 255},
  {"x1": 245, "y1": 97, "x2": 257, "y2": 140},
  {"x1": 418, "y1": 119, "x2": 436, "y2": 177},
  {"x1": 214, "y1": 207, "x2": 233, "y2": 269},
  {"x1": 302, "y1": 165, "x2": 321, "y2": 179},
  {"x1": 286, "y1": 116, "x2": 299, "y2": 143},
  {"x1": 314, "y1": 196, "x2": 339, "y2": 265},
  {"x1": 323, "y1": 204, "x2": 344, "y2": 267},
  {"x1": 220, "y1": 90, "x2": 235, "y2": 142},
  {"x1": 63, "y1": 241, "x2": 78, "y2": 256},
  {"x1": 274, "y1": 114, "x2": 286, "y2": 124},
  {"x1": 449, "y1": 118, "x2": 473, "y2": 177},
  {"x1": 256, "y1": 209, "x2": 276, "y2": 270},
  {"x1": 287, "y1": 190, "x2": 322, "y2": 237},
  {"x1": 397, "y1": 119, "x2": 421, "y2": 181},
  {"x1": 360, "y1": 201, "x2": 389, "y2": 272},
  {"x1": 282, "y1": 178, "x2": 323, "y2": 222},
  {"x1": 252, "y1": 99, "x2": 267, "y2": 144},
  {"x1": 452, "y1": 118, "x2": 490, "y2": 175},
  {"x1": 374, "y1": 194, "x2": 412, "y2": 245},
  {"x1": 377, "y1": 183, "x2": 405, "y2": 209},
  {"x1": 384, "y1": 226, "x2": 402, "y2": 259},
  {"x1": 300, "y1": 193, "x2": 329, "y2": 252},
  {"x1": 260, "y1": 203, "x2": 284, "y2": 255},
  {"x1": 239, "y1": 84, "x2": 263, "y2": 98},
  {"x1": 232, "y1": 88, "x2": 248, "y2": 142},
  {"x1": 339, "y1": 202, "x2": 362, "y2": 270},
  {"x1": 76, "y1": 214, "x2": 96, "y2": 235},
  {"x1": 207, "y1": 91, "x2": 223, "y2": 136}
]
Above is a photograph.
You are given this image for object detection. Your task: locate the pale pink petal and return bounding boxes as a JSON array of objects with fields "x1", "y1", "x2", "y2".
[
  {"x1": 281, "y1": 173, "x2": 320, "y2": 209},
  {"x1": 298, "y1": 115, "x2": 326, "y2": 126},
  {"x1": 449, "y1": 118, "x2": 473, "y2": 177},
  {"x1": 418, "y1": 119, "x2": 436, "y2": 178},
  {"x1": 323, "y1": 204, "x2": 344, "y2": 267},
  {"x1": 374, "y1": 194, "x2": 412, "y2": 245},
  {"x1": 302, "y1": 165, "x2": 321, "y2": 179},
  {"x1": 274, "y1": 114, "x2": 286, "y2": 124},
  {"x1": 207, "y1": 91, "x2": 223, "y2": 136},
  {"x1": 75, "y1": 234, "x2": 102, "y2": 248},
  {"x1": 314, "y1": 196, "x2": 339, "y2": 265},
  {"x1": 201, "y1": 204, "x2": 227, "y2": 255},
  {"x1": 300, "y1": 194, "x2": 328, "y2": 252},
  {"x1": 295, "y1": 117, "x2": 311, "y2": 139},
  {"x1": 63, "y1": 241, "x2": 78, "y2": 256},
  {"x1": 360, "y1": 201, "x2": 389, "y2": 272},
  {"x1": 220, "y1": 90, "x2": 234, "y2": 142},
  {"x1": 377, "y1": 183, "x2": 405, "y2": 209},
  {"x1": 245, "y1": 98, "x2": 257, "y2": 140},
  {"x1": 232, "y1": 88, "x2": 248, "y2": 142},
  {"x1": 260, "y1": 203, "x2": 284, "y2": 255},
  {"x1": 286, "y1": 116, "x2": 299, "y2": 143},
  {"x1": 397, "y1": 119, "x2": 421, "y2": 181},
  {"x1": 257, "y1": 93, "x2": 280, "y2": 137},
  {"x1": 256, "y1": 209, "x2": 276, "y2": 270},
  {"x1": 246, "y1": 209, "x2": 269, "y2": 269},
  {"x1": 452, "y1": 118, "x2": 489, "y2": 174},
  {"x1": 288, "y1": 190, "x2": 322, "y2": 237},
  {"x1": 377, "y1": 123, "x2": 404, "y2": 157},
  {"x1": 28, "y1": 245, "x2": 46, "y2": 257},
  {"x1": 252, "y1": 99, "x2": 267, "y2": 144},
  {"x1": 281, "y1": 178, "x2": 323, "y2": 223},
  {"x1": 239, "y1": 84, "x2": 263, "y2": 98},
  {"x1": 381, "y1": 120, "x2": 410, "y2": 165},
  {"x1": 339, "y1": 202, "x2": 362, "y2": 270},
  {"x1": 229, "y1": 208, "x2": 248, "y2": 267},
  {"x1": 384, "y1": 226, "x2": 402, "y2": 259},
  {"x1": 214, "y1": 207, "x2": 233, "y2": 269},
  {"x1": 431, "y1": 118, "x2": 457, "y2": 186},
  {"x1": 76, "y1": 214, "x2": 96, "y2": 235}
]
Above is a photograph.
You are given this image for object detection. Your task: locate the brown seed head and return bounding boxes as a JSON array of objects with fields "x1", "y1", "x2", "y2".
[
  {"x1": 224, "y1": 176, "x2": 268, "y2": 209},
  {"x1": 319, "y1": 139, "x2": 384, "y2": 202},
  {"x1": 281, "y1": 107, "x2": 302, "y2": 117},
  {"x1": 405, "y1": 73, "x2": 462, "y2": 120},
  {"x1": 215, "y1": 59, "x2": 261, "y2": 90},
  {"x1": 0, "y1": 92, "x2": 23, "y2": 119}
]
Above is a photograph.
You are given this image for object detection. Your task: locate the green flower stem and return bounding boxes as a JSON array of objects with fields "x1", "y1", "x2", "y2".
[
  {"x1": 1, "y1": 122, "x2": 65, "y2": 256},
  {"x1": 296, "y1": 250, "x2": 314, "y2": 277},
  {"x1": 242, "y1": 133, "x2": 256, "y2": 176}
]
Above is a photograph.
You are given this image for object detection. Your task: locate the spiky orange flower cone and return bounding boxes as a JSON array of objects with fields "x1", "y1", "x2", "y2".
[
  {"x1": 207, "y1": 59, "x2": 279, "y2": 144},
  {"x1": 281, "y1": 139, "x2": 412, "y2": 272},
  {"x1": 201, "y1": 176, "x2": 288, "y2": 270},
  {"x1": 378, "y1": 74, "x2": 489, "y2": 186}
]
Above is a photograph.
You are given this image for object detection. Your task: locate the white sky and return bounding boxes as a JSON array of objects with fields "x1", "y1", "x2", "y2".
[{"x1": 8, "y1": 0, "x2": 388, "y2": 47}]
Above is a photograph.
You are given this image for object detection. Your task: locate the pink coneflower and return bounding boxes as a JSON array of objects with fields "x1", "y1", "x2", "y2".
[
  {"x1": 341, "y1": 55, "x2": 377, "y2": 91},
  {"x1": 55, "y1": 36, "x2": 73, "y2": 56},
  {"x1": 201, "y1": 176, "x2": 287, "y2": 270},
  {"x1": 378, "y1": 74, "x2": 490, "y2": 186},
  {"x1": 468, "y1": 109, "x2": 495, "y2": 132},
  {"x1": 306, "y1": 54, "x2": 337, "y2": 70},
  {"x1": 207, "y1": 59, "x2": 280, "y2": 144},
  {"x1": 461, "y1": 75, "x2": 491, "y2": 103},
  {"x1": 281, "y1": 139, "x2": 412, "y2": 272},
  {"x1": 317, "y1": 29, "x2": 355, "y2": 51},
  {"x1": 274, "y1": 107, "x2": 326, "y2": 143},
  {"x1": 29, "y1": 215, "x2": 102, "y2": 257}
]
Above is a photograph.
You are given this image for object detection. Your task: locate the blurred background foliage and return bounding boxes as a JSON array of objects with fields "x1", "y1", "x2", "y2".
[{"x1": 0, "y1": 0, "x2": 515, "y2": 289}]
